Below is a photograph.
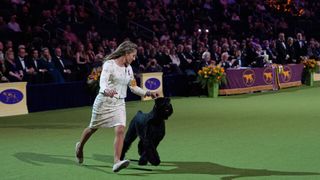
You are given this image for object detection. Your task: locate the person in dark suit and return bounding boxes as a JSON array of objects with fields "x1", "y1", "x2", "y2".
[
  {"x1": 40, "y1": 47, "x2": 64, "y2": 83},
  {"x1": 275, "y1": 33, "x2": 288, "y2": 65},
  {"x1": 210, "y1": 44, "x2": 220, "y2": 63},
  {"x1": 231, "y1": 50, "x2": 245, "y2": 68},
  {"x1": 53, "y1": 47, "x2": 75, "y2": 82},
  {"x1": 286, "y1": 37, "x2": 296, "y2": 64},
  {"x1": 293, "y1": 33, "x2": 308, "y2": 64},
  {"x1": 15, "y1": 47, "x2": 36, "y2": 82},
  {"x1": 131, "y1": 46, "x2": 147, "y2": 73},
  {"x1": 156, "y1": 46, "x2": 173, "y2": 74},
  {"x1": 181, "y1": 45, "x2": 197, "y2": 76},
  {"x1": 26, "y1": 49, "x2": 49, "y2": 83},
  {"x1": 243, "y1": 40, "x2": 258, "y2": 67},
  {"x1": 26, "y1": 49, "x2": 40, "y2": 83}
]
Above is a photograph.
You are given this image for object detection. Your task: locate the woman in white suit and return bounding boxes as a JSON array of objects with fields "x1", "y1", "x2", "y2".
[{"x1": 75, "y1": 41, "x2": 158, "y2": 172}]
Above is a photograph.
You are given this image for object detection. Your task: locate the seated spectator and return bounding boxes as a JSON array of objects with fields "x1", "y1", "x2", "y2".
[
  {"x1": 26, "y1": 49, "x2": 47, "y2": 83},
  {"x1": 40, "y1": 47, "x2": 65, "y2": 83},
  {"x1": 63, "y1": 25, "x2": 78, "y2": 44},
  {"x1": 145, "y1": 58, "x2": 163, "y2": 73},
  {"x1": 0, "y1": 16, "x2": 8, "y2": 32},
  {"x1": 181, "y1": 45, "x2": 197, "y2": 76},
  {"x1": 294, "y1": 33, "x2": 308, "y2": 64},
  {"x1": 262, "y1": 40, "x2": 277, "y2": 63},
  {"x1": 132, "y1": 46, "x2": 147, "y2": 74},
  {"x1": 92, "y1": 54, "x2": 103, "y2": 68},
  {"x1": 218, "y1": 52, "x2": 232, "y2": 69},
  {"x1": 75, "y1": 43, "x2": 90, "y2": 80},
  {"x1": 156, "y1": 46, "x2": 173, "y2": 74},
  {"x1": 92, "y1": 45, "x2": 105, "y2": 68},
  {"x1": 86, "y1": 42, "x2": 95, "y2": 63},
  {"x1": 210, "y1": 44, "x2": 220, "y2": 62},
  {"x1": 86, "y1": 25, "x2": 101, "y2": 43},
  {"x1": 4, "y1": 49, "x2": 23, "y2": 82},
  {"x1": 7, "y1": 15, "x2": 22, "y2": 32},
  {"x1": 53, "y1": 47, "x2": 75, "y2": 82},
  {"x1": 253, "y1": 45, "x2": 268, "y2": 67},
  {"x1": 275, "y1": 33, "x2": 288, "y2": 65},
  {"x1": 243, "y1": 40, "x2": 258, "y2": 67},
  {"x1": 15, "y1": 47, "x2": 37, "y2": 82},
  {"x1": 307, "y1": 40, "x2": 320, "y2": 60},
  {"x1": 0, "y1": 43, "x2": 8, "y2": 82},
  {"x1": 5, "y1": 40, "x2": 13, "y2": 51},
  {"x1": 199, "y1": 51, "x2": 215, "y2": 69},
  {"x1": 286, "y1": 37, "x2": 296, "y2": 64},
  {"x1": 168, "y1": 48, "x2": 183, "y2": 75},
  {"x1": 231, "y1": 50, "x2": 245, "y2": 68}
]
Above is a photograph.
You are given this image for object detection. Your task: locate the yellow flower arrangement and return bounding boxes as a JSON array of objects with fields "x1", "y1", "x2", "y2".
[
  {"x1": 197, "y1": 65, "x2": 226, "y2": 88},
  {"x1": 87, "y1": 66, "x2": 102, "y2": 94},
  {"x1": 302, "y1": 59, "x2": 318, "y2": 73}
]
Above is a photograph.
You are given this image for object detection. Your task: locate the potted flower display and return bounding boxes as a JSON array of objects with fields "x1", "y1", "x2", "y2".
[
  {"x1": 87, "y1": 66, "x2": 102, "y2": 94},
  {"x1": 197, "y1": 65, "x2": 226, "y2": 98},
  {"x1": 302, "y1": 59, "x2": 318, "y2": 86}
]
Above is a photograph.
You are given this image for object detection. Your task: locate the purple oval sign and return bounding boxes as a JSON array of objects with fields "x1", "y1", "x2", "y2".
[
  {"x1": 145, "y1": 78, "x2": 161, "y2": 90},
  {"x1": 0, "y1": 89, "x2": 24, "y2": 104}
]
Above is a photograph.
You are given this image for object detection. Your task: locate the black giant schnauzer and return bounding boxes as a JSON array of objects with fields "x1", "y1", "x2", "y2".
[{"x1": 120, "y1": 97, "x2": 173, "y2": 166}]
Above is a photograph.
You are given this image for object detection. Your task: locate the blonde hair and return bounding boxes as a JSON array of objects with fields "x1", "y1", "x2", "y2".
[{"x1": 104, "y1": 40, "x2": 137, "y2": 61}]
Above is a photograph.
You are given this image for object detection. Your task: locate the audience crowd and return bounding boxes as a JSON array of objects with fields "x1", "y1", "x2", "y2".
[{"x1": 1, "y1": 0, "x2": 320, "y2": 84}]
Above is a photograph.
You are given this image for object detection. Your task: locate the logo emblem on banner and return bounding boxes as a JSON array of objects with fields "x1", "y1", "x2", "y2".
[
  {"x1": 263, "y1": 67, "x2": 274, "y2": 84},
  {"x1": 242, "y1": 69, "x2": 255, "y2": 87},
  {"x1": 0, "y1": 89, "x2": 24, "y2": 104},
  {"x1": 280, "y1": 66, "x2": 292, "y2": 82},
  {"x1": 145, "y1": 78, "x2": 161, "y2": 90}
]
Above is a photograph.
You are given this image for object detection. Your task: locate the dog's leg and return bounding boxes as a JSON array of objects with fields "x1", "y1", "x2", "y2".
[
  {"x1": 147, "y1": 124, "x2": 165, "y2": 166},
  {"x1": 138, "y1": 140, "x2": 144, "y2": 156},
  {"x1": 139, "y1": 126, "x2": 161, "y2": 166},
  {"x1": 146, "y1": 143, "x2": 160, "y2": 166},
  {"x1": 138, "y1": 151, "x2": 148, "y2": 165}
]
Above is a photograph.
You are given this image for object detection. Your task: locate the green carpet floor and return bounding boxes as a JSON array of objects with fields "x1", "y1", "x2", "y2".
[{"x1": 1, "y1": 84, "x2": 320, "y2": 180}]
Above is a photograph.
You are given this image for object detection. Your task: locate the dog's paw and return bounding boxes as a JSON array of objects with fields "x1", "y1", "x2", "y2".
[{"x1": 138, "y1": 157, "x2": 148, "y2": 166}]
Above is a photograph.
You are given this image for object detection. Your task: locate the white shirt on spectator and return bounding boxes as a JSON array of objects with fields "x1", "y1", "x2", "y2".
[
  {"x1": 19, "y1": 57, "x2": 26, "y2": 70},
  {"x1": 169, "y1": 54, "x2": 180, "y2": 66}
]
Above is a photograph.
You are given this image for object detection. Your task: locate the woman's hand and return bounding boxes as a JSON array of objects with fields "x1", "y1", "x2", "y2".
[
  {"x1": 104, "y1": 89, "x2": 118, "y2": 97},
  {"x1": 146, "y1": 91, "x2": 159, "y2": 99}
]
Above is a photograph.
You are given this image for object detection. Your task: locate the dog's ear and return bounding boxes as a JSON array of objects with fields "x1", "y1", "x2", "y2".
[
  {"x1": 155, "y1": 97, "x2": 165, "y2": 106},
  {"x1": 153, "y1": 97, "x2": 173, "y2": 120},
  {"x1": 164, "y1": 97, "x2": 170, "y2": 103}
]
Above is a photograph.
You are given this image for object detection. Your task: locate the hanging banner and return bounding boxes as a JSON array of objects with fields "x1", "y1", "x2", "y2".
[
  {"x1": 140, "y1": 72, "x2": 163, "y2": 101},
  {"x1": 0, "y1": 82, "x2": 28, "y2": 117},
  {"x1": 277, "y1": 64, "x2": 303, "y2": 89},
  {"x1": 220, "y1": 67, "x2": 276, "y2": 95}
]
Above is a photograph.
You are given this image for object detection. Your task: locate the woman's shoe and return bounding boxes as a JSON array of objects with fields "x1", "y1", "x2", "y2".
[
  {"x1": 75, "y1": 142, "x2": 83, "y2": 164},
  {"x1": 112, "y1": 160, "x2": 130, "y2": 172}
]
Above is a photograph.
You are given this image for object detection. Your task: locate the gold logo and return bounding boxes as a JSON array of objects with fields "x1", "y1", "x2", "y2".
[
  {"x1": 280, "y1": 66, "x2": 292, "y2": 82},
  {"x1": 242, "y1": 69, "x2": 255, "y2": 86},
  {"x1": 263, "y1": 67, "x2": 274, "y2": 84}
]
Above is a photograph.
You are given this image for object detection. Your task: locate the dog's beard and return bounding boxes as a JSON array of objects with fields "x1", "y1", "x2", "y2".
[
  {"x1": 151, "y1": 97, "x2": 173, "y2": 122},
  {"x1": 154, "y1": 104, "x2": 173, "y2": 120}
]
